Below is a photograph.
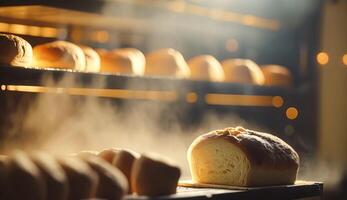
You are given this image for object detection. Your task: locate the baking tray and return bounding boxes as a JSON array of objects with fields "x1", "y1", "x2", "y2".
[{"x1": 126, "y1": 181, "x2": 323, "y2": 200}]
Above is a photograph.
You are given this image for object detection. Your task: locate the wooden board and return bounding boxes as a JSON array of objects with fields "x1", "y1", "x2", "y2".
[{"x1": 126, "y1": 180, "x2": 323, "y2": 200}]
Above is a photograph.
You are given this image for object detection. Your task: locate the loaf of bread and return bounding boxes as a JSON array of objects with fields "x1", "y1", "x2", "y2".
[
  {"x1": 188, "y1": 55, "x2": 225, "y2": 82},
  {"x1": 0, "y1": 34, "x2": 33, "y2": 67},
  {"x1": 145, "y1": 48, "x2": 190, "y2": 78},
  {"x1": 31, "y1": 153, "x2": 68, "y2": 200},
  {"x1": 33, "y1": 41, "x2": 86, "y2": 71},
  {"x1": 261, "y1": 65, "x2": 293, "y2": 88},
  {"x1": 83, "y1": 156, "x2": 128, "y2": 200},
  {"x1": 79, "y1": 45, "x2": 101, "y2": 73},
  {"x1": 98, "y1": 148, "x2": 138, "y2": 193},
  {"x1": 221, "y1": 59, "x2": 264, "y2": 85},
  {"x1": 5, "y1": 151, "x2": 46, "y2": 200},
  {"x1": 58, "y1": 157, "x2": 98, "y2": 200},
  {"x1": 188, "y1": 127, "x2": 299, "y2": 187},
  {"x1": 131, "y1": 154, "x2": 181, "y2": 196},
  {"x1": 100, "y1": 48, "x2": 145, "y2": 76}
]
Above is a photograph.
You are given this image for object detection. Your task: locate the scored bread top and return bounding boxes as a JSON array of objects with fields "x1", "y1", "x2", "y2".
[
  {"x1": 197, "y1": 127, "x2": 299, "y2": 169},
  {"x1": 0, "y1": 34, "x2": 33, "y2": 67}
]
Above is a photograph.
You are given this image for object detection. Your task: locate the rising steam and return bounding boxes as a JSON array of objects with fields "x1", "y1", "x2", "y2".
[{"x1": 0, "y1": 75, "x2": 256, "y2": 178}]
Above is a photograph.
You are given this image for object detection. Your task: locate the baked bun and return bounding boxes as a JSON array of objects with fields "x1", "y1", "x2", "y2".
[
  {"x1": 33, "y1": 41, "x2": 86, "y2": 71},
  {"x1": 188, "y1": 127, "x2": 299, "y2": 187},
  {"x1": 261, "y1": 65, "x2": 293, "y2": 88},
  {"x1": 145, "y1": 48, "x2": 190, "y2": 78},
  {"x1": 0, "y1": 34, "x2": 33, "y2": 67},
  {"x1": 30, "y1": 153, "x2": 68, "y2": 200},
  {"x1": 79, "y1": 45, "x2": 101, "y2": 73},
  {"x1": 58, "y1": 157, "x2": 98, "y2": 200},
  {"x1": 131, "y1": 154, "x2": 181, "y2": 196},
  {"x1": 188, "y1": 55, "x2": 225, "y2": 82},
  {"x1": 5, "y1": 151, "x2": 46, "y2": 200},
  {"x1": 98, "y1": 148, "x2": 138, "y2": 193},
  {"x1": 221, "y1": 59, "x2": 264, "y2": 85},
  {"x1": 100, "y1": 48, "x2": 145, "y2": 76},
  {"x1": 82, "y1": 156, "x2": 128, "y2": 200}
]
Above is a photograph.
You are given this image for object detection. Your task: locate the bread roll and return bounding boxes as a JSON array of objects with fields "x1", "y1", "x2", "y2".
[
  {"x1": 261, "y1": 65, "x2": 292, "y2": 88},
  {"x1": 5, "y1": 151, "x2": 46, "y2": 200},
  {"x1": 131, "y1": 154, "x2": 181, "y2": 196},
  {"x1": 0, "y1": 34, "x2": 33, "y2": 67},
  {"x1": 188, "y1": 55, "x2": 225, "y2": 82},
  {"x1": 188, "y1": 127, "x2": 299, "y2": 187},
  {"x1": 100, "y1": 48, "x2": 145, "y2": 76},
  {"x1": 145, "y1": 48, "x2": 190, "y2": 78},
  {"x1": 82, "y1": 156, "x2": 128, "y2": 200},
  {"x1": 33, "y1": 41, "x2": 86, "y2": 71},
  {"x1": 58, "y1": 157, "x2": 98, "y2": 200},
  {"x1": 79, "y1": 45, "x2": 101, "y2": 73},
  {"x1": 31, "y1": 153, "x2": 68, "y2": 200},
  {"x1": 98, "y1": 148, "x2": 138, "y2": 193},
  {"x1": 221, "y1": 59, "x2": 264, "y2": 85}
]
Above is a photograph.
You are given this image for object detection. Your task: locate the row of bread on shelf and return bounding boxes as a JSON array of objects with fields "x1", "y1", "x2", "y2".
[
  {"x1": 0, "y1": 126, "x2": 300, "y2": 200},
  {"x1": 0, "y1": 148, "x2": 180, "y2": 200},
  {"x1": 0, "y1": 33, "x2": 292, "y2": 87}
]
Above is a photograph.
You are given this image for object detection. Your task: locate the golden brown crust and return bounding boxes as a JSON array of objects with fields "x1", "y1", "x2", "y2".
[
  {"x1": 221, "y1": 59, "x2": 264, "y2": 85},
  {"x1": 145, "y1": 48, "x2": 190, "y2": 78},
  {"x1": 0, "y1": 34, "x2": 33, "y2": 67},
  {"x1": 131, "y1": 154, "x2": 181, "y2": 196},
  {"x1": 187, "y1": 55, "x2": 225, "y2": 82},
  {"x1": 201, "y1": 127, "x2": 299, "y2": 169},
  {"x1": 33, "y1": 41, "x2": 86, "y2": 70},
  {"x1": 99, "y1": 48, "x2": 145, "y2": 75}
]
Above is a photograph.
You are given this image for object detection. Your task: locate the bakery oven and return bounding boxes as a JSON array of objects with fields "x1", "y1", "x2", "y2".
[{"x1": 0, "y1": 0, "x2": 333, "y2": 199}]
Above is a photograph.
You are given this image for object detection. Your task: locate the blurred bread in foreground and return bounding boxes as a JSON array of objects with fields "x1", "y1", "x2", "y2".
[
  {"x1": 82, "y1": 156, "x2": 128, "y2": 200},
  {"x1": 30, "y1": 153, "x2": 68, "y2": 200},
  {"x1": 98, "y1": 148, "x2": 138, "y2": 193},
  {"x1": 100, "y1": 48, "x2": 145, "y2": 76},
  {"x1": 33, "y1": 41, "x2": 86, "y2": 71},
  {"x1": 261, "y1": 65, "x2": 293, "y2": 88},
  {"x1": 221, "y1": 59, "x2": 264, "y2": 85},
  {"x1": 188, "y1": 55, "x2": 225, "y2": 82},
  {"x1": 188, "y1": 126, "x2": 299, "y2": 187},
  {"x1": 5, "y1": 151, "x2": 46, "y2": 200},
  {"x1": 58, "y1": 157, "x2": 98, "y2": 200},
  {"x1": 131, "y1": 154, "x2": 181, "y2": 196},
  {"x1": 0, "y1": 34, "x2": 33, "y2": 67},
  {"x1": 145, "y1": 48, "x2": 190, "y2": 78},
  {"x1": 79, "y1": 45, "x2": 101, "y2": 73}
]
